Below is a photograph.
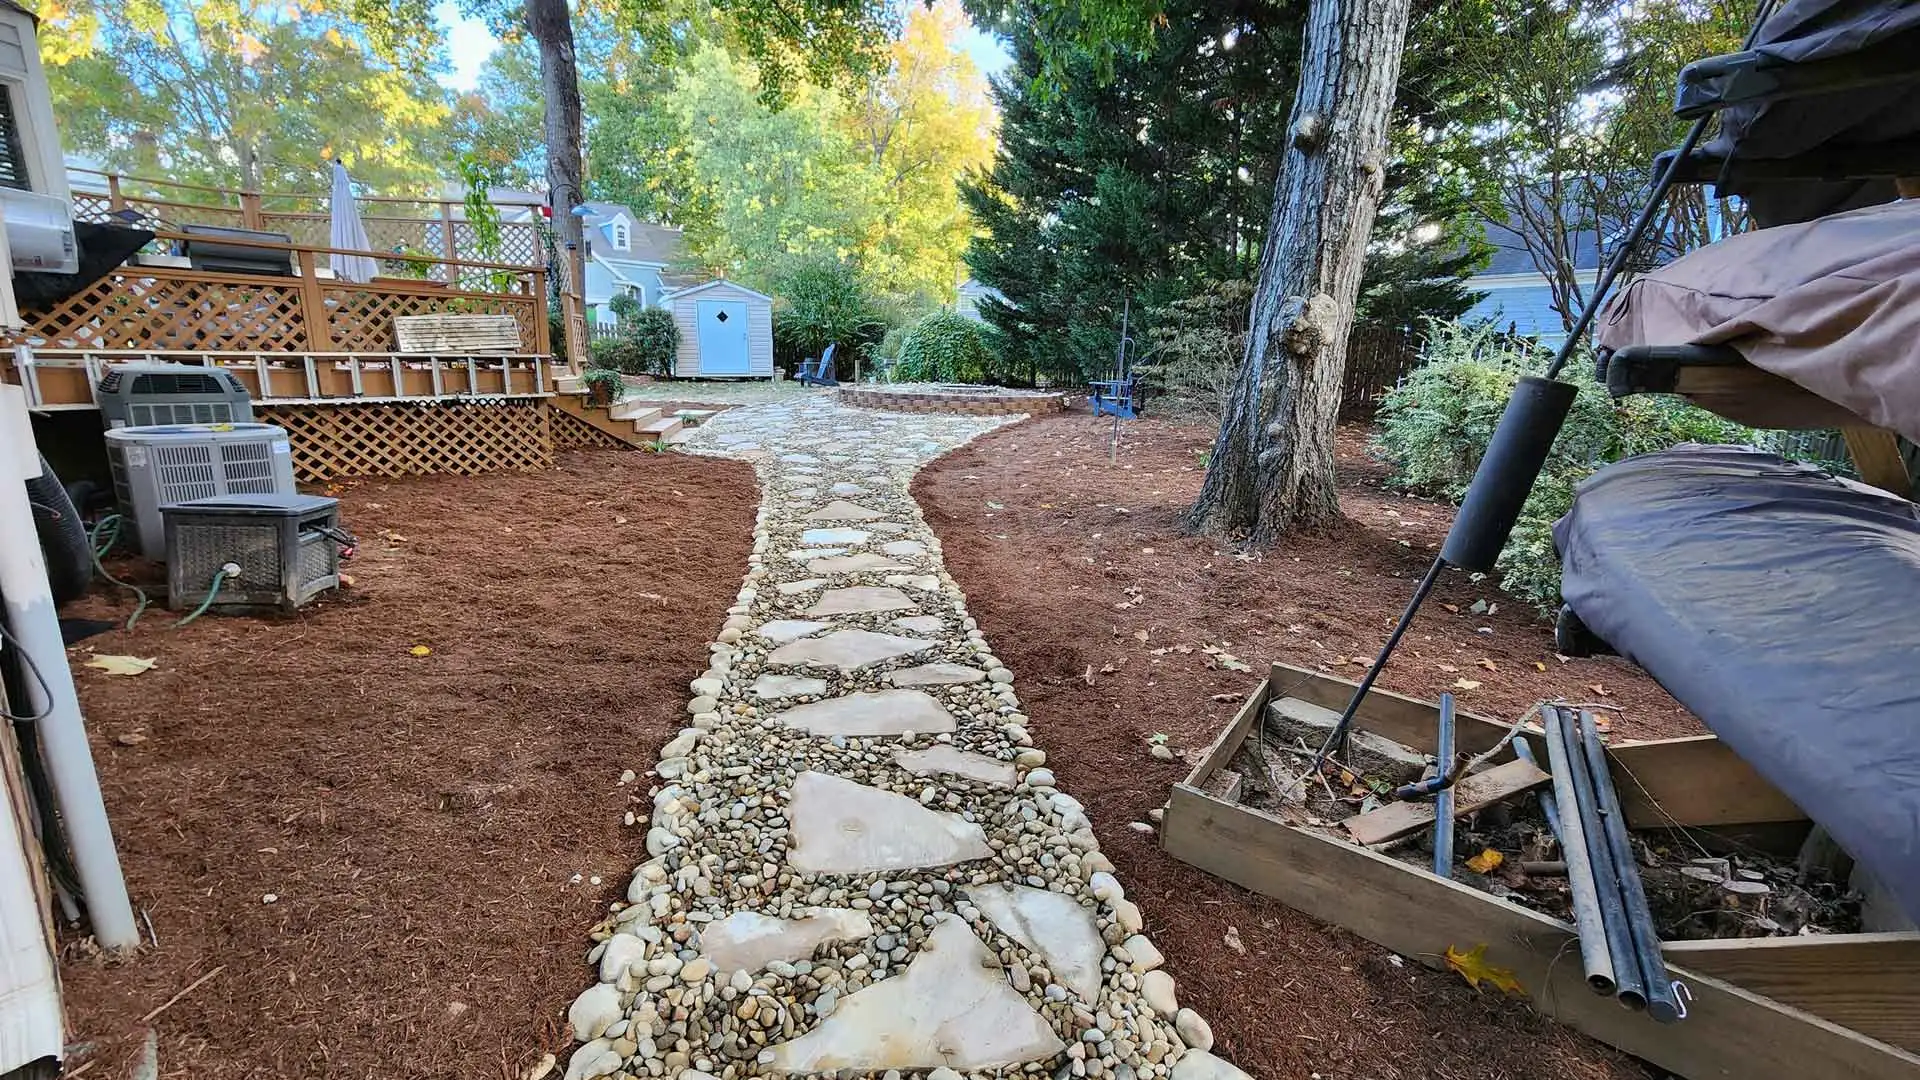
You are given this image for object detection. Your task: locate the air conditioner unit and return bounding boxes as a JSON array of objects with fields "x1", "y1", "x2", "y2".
[
  {"x1": 164, "y1": 494, "x2": 344, "y2": 612},
  {"x1": 0, "y1": 188, "x2": 76, "y2": 274},
  {"x1": 96, "y1": 363, "x2": 254, "y2": 429},
  {"x1": 104, "y1": 423, "x2": 296, "y2": 559}
]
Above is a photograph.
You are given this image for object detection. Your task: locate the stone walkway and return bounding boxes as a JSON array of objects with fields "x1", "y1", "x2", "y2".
[{"x1": 560, "y1": 396, "x2": 1248, "y2": 1080}]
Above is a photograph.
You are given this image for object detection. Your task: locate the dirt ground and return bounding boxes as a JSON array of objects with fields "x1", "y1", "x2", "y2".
[
  {"x1": 915, "y1": 411, "x2": 1693, "y2": 1080},
  {"x1": 56, "y1": 450, "x2": 758, "y2": 1080}
]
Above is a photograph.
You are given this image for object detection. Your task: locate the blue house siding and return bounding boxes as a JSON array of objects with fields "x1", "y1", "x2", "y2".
[{"x1": 1463, "y1": 283, "x2": 1572, "y2": 344}]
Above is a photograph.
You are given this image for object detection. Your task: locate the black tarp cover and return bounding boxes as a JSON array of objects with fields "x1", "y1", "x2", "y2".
[
  {"x1": 1693, "y1": 0, "x2": 1920, "y2": 225},
  {"x1": 1554, "y1": 445, "x2": 1920, "y2": 922}
]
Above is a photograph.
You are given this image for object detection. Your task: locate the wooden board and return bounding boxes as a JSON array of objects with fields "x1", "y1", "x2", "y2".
[
  {"x1": 1163, "y1": 783, "x2": 1920, "y2": 1080},
  {"x1": 394, "y1": 313, "x2": 523, "y2": 354},
  {"x1": 1842, "y1": 425, "x2": 1912, "y2": 497},
  {"x1": 1663, "y1": 933, "x2": 1920, "y2": 1054},
  {"x1": 1342, "y1": 758, "x2": 1552, "y2": 845},
  {"x1": 1607, "y1": 734, "x2": 1805, "y2": 829},
  {"x1": 1269, "y1": 662, "x2": 1518, "y2": 757},
  {"x1": 1671, "y1": 363, "x2": 1869, "y2": 431}
]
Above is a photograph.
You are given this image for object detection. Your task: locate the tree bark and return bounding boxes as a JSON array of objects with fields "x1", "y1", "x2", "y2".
[
  {"x1": 1189, "y1": 0, "x2": 1414, "y2": 544},
  {"x1": 527, "y1": 0, "x2": 585, "y2": 255}
]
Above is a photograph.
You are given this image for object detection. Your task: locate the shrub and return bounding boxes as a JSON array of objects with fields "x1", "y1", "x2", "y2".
[
  {"x1": 579, "y1": 367, "x2": 626, "y2": 406},
  {"x1": 1137, "y1": 280, "x2": 1253, "y2": 418},
  {"x1": 771, "y1": 258, "x2": 887, "y2": 374},
  {"x1": 589, "y1": 308, "x2": 680, "y2": 376},
  {"x1": 1372, "y1": 318, "x2": 1761, "y2": 614},
  {"x1": 895, "y1": 310, "x2": 995, "y2": 384},
  {"x1": 607, "y1": 291, "x2": 643, "y2": 320}
]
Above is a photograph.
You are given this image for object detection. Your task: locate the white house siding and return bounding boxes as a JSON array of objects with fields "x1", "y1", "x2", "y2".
[{"x1": 670, "y1": 281, "x2": 775, "y2": 378}]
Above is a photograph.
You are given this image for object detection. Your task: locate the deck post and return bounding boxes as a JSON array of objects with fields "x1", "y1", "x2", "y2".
[
  {"x1": 240, "y1": 190, "x2": 264, "y2": 231},
  {"x1": 106, "y1": 173, "x2": 126, "y2": 213},
  {"x1": 293, "y1": 249, "x2": 329, "y2": 351}
]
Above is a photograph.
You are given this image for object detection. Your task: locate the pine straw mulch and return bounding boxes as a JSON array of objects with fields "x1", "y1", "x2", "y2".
[
  {"x1": 55, "y1": 449, "x2": 758, "y2": 1080},
  {"x1": 914, "y1": 410, "x2": 1691, "y2": 1080}
]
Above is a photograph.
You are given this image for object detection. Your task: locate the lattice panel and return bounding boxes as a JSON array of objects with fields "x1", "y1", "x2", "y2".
[
  {"x1": 256, "y1": 401, "x2": 553, "y2": 483},
  {"x1": 27, "y1": 271, "x2": 307, "y2": 351},
  {"x1": 452, "y1": 221, "x2": 542, "y2": 268},
  {"x1": 257, "y1": 213, "x2": 330, "y2": 248},
  {"x1": 550, "y1": 403, "x2": 636, "y2": 451},
  {"x1": 322, "y1": 287, "x2": 539, "y2": 352},
  {"x1": 72, "y1": 192, "x2": 246, "y2": 232}
]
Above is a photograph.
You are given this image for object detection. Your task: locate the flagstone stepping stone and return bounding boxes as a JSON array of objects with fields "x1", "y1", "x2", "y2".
[
  {"x1": 753, "y1": 674, "x2": 830, "y2": 699},
  {"x1": 880, "y1": 540, "x2": 927, "y2": 558},
  {"x1": 753, "y1": 619, "x2": 833, "y2": 644},
  {"x1": 968, "y1": 884, "x2": 1107, "y2": 1002},
  {"x1": 891, "y1": 615, "x2": 946, "y2": 635},
  {"x1": 699, "y1": 908, "x2": 874, "y2": 974},
  {"x1": 782, "y1": 454, "x2": 821, "y2": 464},
  {"x1": 808, "y1": 553, "x2": 913, "y2": 576},
  {"x1": 804, "y1": 499, "x2": 886, "y2": 521},
  {"x1": 773, "y1": 689, "x2": 954, "y2": 737},
  {"x1": 885, "y1": 574, "x2": 942, "y2": 592},
  {"x1": 886, "y1": 662, "x2": 985, "y2": 687},
  {"x1": 766, "y1": 629, "x2": 933, "y2": 671},
  {"x1": 786, "y1": 772, "x2": 991, "y2": 874},
  {"x1": 777, "y1": 578, "x2": 829, "y2": 595},
  {"x1": 1171, "y1": 1052, "x2": 1255, "y2": 1080},
  {"x1": 894, "y1": 745, "x2": 1016, "y2": 788},
  {"x1": 806, "y1": 586, "x2": 917, "y2": 617},
  {"x1": 802, "y1": 527, "x2": 870, "y2": 546},
  {"x1": 761, "y1": 914, "x2": 1064, "y2": 1071},
  {"x1": 830, "y1": 482, "x2": 869, "y2": 496},
  {"x1": 789, "y1": 548, "x2": 847, "y2": 561}
]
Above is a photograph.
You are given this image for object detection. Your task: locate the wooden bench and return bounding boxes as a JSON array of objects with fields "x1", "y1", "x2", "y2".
[{"x1": 393, "y1": 313, "x2": 523, "y2": 355}]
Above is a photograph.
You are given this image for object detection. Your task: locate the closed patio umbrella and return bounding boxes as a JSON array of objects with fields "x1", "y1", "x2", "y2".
[{"x1": 327, "y1": 161, "x2": 379, "y2": 283}]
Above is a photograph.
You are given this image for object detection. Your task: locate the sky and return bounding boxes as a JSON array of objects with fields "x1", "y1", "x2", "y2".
[{"x1": 432, "y1": 1, "x2": 1013, "y2": 94}]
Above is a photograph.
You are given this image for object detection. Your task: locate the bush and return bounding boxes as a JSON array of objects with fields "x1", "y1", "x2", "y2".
[
  {"x1": 579, "y1": 367, "x2": 626, "y2": 406},
  {"x1": 1372, "y1": 318, "x2": 1758, "y2": 614},
  {"x1": 589, "y1": 308, "x2": 680, "y2": 376},
  {"x1": 771, "y1": 258, "x2": 888, "y2": 375},
  {"x1": 1137, "y1": 280, "x2": 1252, "y2": 417},
  {"x1": 894, "y1": 310, "x2": 995, "y2": 383}
]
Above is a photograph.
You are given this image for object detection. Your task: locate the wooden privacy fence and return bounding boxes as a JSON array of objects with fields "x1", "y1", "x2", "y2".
[
  {"x1": 70, "y1": 169, "x2": 545, "y2": 270},
  {"x1": 1341, "y1": 324, "x2": 1420, "y2": 419},
  {"x1": 23, "y1": 229, "x2": 548, "y2": 358}
]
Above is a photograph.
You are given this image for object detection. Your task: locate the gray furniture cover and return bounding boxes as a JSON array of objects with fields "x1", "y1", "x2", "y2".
[
  {"x1": 1554, "y1": 445, "x2": 1920, "y2": 923},
  {"x1": 1595, "y1": 197, "x2": 1920, "y2": 443}
]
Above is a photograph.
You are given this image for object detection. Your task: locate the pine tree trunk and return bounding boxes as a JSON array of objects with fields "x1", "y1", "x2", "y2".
[
  {"x1": 527, "y1": 0, "x2": 585, "y2": 254},
  {"x1": 1189, "y1": 0, "x2": 1413, "y2": 544}
]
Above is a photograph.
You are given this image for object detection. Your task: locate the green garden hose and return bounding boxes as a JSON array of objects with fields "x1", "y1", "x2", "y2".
[
  {"x1": 87, "y1": 514, "x2": 149, "y2": 631},
  {"x1": 172, "y1": 565, "x2": 238, "y2": 628}
]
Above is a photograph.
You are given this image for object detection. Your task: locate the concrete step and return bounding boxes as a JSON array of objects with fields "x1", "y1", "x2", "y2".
[
  {"x1": 611, "y1": 399, "x2": 663, "y2": 422},
  {"x1": 637, "y1": 415, "x2": 685, "y2": 443}
]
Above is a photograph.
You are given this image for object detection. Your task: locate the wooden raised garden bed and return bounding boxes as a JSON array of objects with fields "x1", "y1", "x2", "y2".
[{"x1": 1162, "y1": 662, "x2": 1920, "y2": 1080}]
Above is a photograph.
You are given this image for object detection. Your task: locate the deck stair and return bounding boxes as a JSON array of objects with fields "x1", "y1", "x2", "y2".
[{"x1": 550, "y1": 385, "x2": 722, "y2": 448}]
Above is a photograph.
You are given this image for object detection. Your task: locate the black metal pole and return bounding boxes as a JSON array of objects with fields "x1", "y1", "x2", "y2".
[
  {"x1": 1542, "y1": 705, "x2": 1617, "y2": 995},
  {"x1": 1514, "y1": 735, "x2": 1563, "y2": 843},
  {"x1": 1559, "y1": 703, "x2": 1647, "y2": 1010},
  {"x1": 1579, "y1": 709, "x2": 1684, "y2": 1022},
  {"x1": 1312, "y1": 557, "x2": 1445, "y2": 768}
]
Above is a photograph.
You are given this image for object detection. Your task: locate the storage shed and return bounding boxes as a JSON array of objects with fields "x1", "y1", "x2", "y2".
[{"x1": 665, "y1": 279, "x2": 775, "y2": 379}]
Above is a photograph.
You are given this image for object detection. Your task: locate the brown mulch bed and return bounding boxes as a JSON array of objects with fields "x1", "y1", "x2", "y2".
[
  {"x1": 915, "y1": 411, "x2": 1694, "y2": 1080},
  {"x1": 56, "y1": 450, "x2": 757, "y2": 1079}
]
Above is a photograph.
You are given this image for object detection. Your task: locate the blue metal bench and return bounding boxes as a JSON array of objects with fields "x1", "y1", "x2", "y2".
[
  {"x1": 1089, "y1": 374, "x2": 1143, "y2": 419},
  {"x1": 797, "y1": 343, "x2": 838, "y2": 386}
]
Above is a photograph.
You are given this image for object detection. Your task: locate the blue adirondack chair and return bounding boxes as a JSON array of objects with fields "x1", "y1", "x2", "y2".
[
  {"x1": 1089, "y1": 373, "x2": 1144, "y2": 419},
  {"x1": 797, "y1": 343, "x2": 838, "y2": 386}
]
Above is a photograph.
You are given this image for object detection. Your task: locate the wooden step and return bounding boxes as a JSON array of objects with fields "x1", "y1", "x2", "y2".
[
  {"x1": 637, "y1": 416, "x2": 684, "y2": 443},
  {"x1": 555, "y1": 376, "x2": 584, "y2": 393},
  {"x1": 673, "y1": 408, "x2": 718, "y2": 427},
  {"x1": 611, "y1": 399, "x2": 662, "y2": 422}
]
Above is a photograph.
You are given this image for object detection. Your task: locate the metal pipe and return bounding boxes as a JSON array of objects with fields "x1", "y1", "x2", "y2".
[
  {"x1": 1541, "y1": 705, "x2": 1616, "y2": 995},
  {"x1": 1513, "y1": 735, "x2": 1563, "y2": 842},
  {"x1": 1579, "y1": 709, "x2": 1684, "y2": 1022},
  {"x1": 1432, "y1": 693, "x2": 1457, "y2": 878},
  {"x1": 1558, "y1": 702, "x2": 1646, "y2": 1010},
  {"x1": 0, "y1": 380, "x2": 139, "y2": 950}
]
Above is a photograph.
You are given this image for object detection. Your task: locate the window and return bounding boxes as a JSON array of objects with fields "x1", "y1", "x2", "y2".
[
  {"x1": 611, "y1": 221, "x2": 630, "y2": 250},
  {"x1": 0, "y1": 85, "x2": 32, "y2": 192}
]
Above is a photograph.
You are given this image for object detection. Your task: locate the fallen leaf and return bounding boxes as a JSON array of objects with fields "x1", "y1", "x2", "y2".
[
  {"x1": 338, "y1": 573, "x2": 356, "y2": 587},
  {"x1": 1476, "y1": 658, "x2": 1498, "y2": 671},
  {"x1": 1223, "y1": 926, "x2": 1245, "y2": 954},
  {"x1": 1133, "y1": 629, "x2": 1149, "y2": 642},
  {"x1": 1588, "y1": 683, "x2": 1612, "y2": 697},
  {"x1": 1534, "y1": 661, "x2": 1547, "y2": 672},
  {"x1": 1082, "y1": 665, "x2": 1095, "y2": 685},
  {"x1": 1442, "y1": 603, "x2": 1459, "y2": 613},
  {"x1": 410, "y1": 645, "x2": 432, "y2": 657},
  {"x1": 1465, "y1": 849, "x2": 1505, "y2": 874},
  {"x1": 85, "y1": 655, "x2": 156, "y2": 677},
  {"x1": 1437, "y1": 663, "x2": 1460, "y2": 673},
  {"x1": 1210, "y1": 692, "x2": 1239, "y2": 702},
  {"x1": 115, "y1": 732, "x2": 149, "y2": 746},
  {"x1": 1469, "y1": 599, "x2": 1489, "y2": 614},
  {"x1": 1444, "y1": 943, "x2": 1524, "y2": 996},
  {"x1": 1453, "y1": 678, "x2": 1481, "y2": 690},
  {"x1": 614, "y1": 516, "x2": 627, "y2": 524}
]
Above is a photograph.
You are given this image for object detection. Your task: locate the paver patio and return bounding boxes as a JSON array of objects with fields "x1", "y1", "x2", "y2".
[{"x1": 562, "y1": 395, "x2": 1248, "y2": 1079}]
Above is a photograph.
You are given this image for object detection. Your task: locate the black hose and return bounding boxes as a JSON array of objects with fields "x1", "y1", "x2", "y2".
[{"x1": 1579, "y1": 709, "x2": 1684, "y2": 1022}]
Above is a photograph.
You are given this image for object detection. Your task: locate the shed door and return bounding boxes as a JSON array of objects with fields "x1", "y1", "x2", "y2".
[{"x1": 695, "y1": 299, "x2": 751, "y2": 375}]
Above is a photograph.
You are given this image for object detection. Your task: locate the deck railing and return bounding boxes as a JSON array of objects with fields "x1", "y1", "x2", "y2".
[
  {"x1": 7, "y1": 348, "x2": 561, "y2": 409},
  {"x1": 23, "y1": 228, "x2": 549, "y2": 358},
  {"x1": 68, "y1": 167, "x2": 547, "y2": 269}
]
